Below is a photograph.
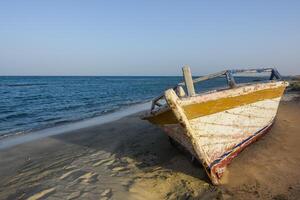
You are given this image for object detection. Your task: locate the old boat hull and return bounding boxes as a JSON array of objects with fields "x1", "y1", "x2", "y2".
[{"x1": 144, "y1": 81, "x2": 287, "y2": 184}]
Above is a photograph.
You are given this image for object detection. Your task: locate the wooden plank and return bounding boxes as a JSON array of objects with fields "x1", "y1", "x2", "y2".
[
  {"x1": 230, "y1": 68, "x2": 273, "y2": 74},
  {"x1": 182, "y1": 65, "x2": 196, "y2": 96},
  {"x1": 191, "y1": 71, "x2": 227, "y2": 84},
  {"x1": 179, "y1": 68, "x2": 276, "y2": 87}
]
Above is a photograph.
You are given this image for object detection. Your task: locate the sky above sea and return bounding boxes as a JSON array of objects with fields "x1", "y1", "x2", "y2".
[{"x1": 0, "y1": 1, "x2": 299, "y2": 76}]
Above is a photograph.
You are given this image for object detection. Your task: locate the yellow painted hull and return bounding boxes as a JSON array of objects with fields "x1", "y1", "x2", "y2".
[{"x1": 144, "y1": 82, "x2": 286, "y2": 125}]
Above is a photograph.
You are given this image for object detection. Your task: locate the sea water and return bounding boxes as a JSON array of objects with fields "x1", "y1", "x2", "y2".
[{"x1": 0, "y1": 76, "x2": 266, "y2": 139}]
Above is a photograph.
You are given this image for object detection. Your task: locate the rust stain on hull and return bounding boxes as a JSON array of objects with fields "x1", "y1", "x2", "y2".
[{"x1": 210, "y1": 121, "x2": 274, "y2": 179}]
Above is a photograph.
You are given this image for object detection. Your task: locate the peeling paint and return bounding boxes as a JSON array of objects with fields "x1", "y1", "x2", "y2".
[{"x1": 143, "y1": 80, "x2": 288, "y2": 185}]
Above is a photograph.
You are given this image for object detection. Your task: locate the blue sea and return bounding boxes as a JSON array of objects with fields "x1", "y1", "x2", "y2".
[{"x1": 0, "y1": 76, "x2": 265, "y2": 139}]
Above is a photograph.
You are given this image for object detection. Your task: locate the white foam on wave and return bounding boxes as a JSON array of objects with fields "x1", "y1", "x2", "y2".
[{"x1": 0, "y1": 101, "x2": 151, "y2": 150}]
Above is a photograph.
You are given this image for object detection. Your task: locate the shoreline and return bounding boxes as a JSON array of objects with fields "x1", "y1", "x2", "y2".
[{"x1": 0, "y1": 102, "x2": 151, "y2": 150}]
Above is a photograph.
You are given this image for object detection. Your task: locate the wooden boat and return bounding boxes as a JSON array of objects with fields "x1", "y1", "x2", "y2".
[{"x1": 142, "y1": 66, "x2": 288, "y2": 185}]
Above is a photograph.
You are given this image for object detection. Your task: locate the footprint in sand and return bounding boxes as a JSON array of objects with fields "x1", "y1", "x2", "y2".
[
  {"x1": 64, "y1": 165, "x2": 76, "y2": 170},
  {"x1": 59, "y1": 169, "x2": 82, "y2": 180},
  {"x1": 111, "y1": 166, "x2": 127, "y2": 172},
  {"x1": 104, "y1": 160, "x2": 116, "y2": 167},
  {"x1": 90, "y1": 151, "x2": 108, "y2": 158},
  {"x1": 76, "y1": 172, "x2": 98, "y2": 184},
  {"x1": 26, "y1": 187, "x2": 56, "y2": 200},
  {"x1": 93, "y1": 158, "x2": 115, "y2": 167}
]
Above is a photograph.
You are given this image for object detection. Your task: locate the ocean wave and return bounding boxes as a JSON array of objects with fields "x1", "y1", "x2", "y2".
[
  {"x1": 0, "y1": 112, "x2": 29, "y2": 121},
  {"x1": 0, "y1": 100, "x2": 150, "y2": 140},
  {"x1": 1, "y1": 83, "x2": 47, "y2": 87},
  {"x1": 0, "y1": 76, "x2": 181, "y2": 139}
]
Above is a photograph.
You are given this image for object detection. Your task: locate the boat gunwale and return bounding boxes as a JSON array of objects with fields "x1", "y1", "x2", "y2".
[
  {"x1": 180, "y1": 80, "x2": 286, "y2": 106},
  {"x1": 144, "y1": 80, "x2": 287, "y2": 118},
  {"x1": 148, "y1": 67, "x2": 282, "y2": 114}
]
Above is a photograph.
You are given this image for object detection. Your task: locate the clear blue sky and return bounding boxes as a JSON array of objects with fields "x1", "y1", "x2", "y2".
[{"x1": 0, "y1": 1, "x2": 299, "y2": 76}]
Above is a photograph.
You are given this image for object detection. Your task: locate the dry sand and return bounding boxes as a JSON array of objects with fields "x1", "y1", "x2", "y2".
[{"x1": 0, "y1": 93, "x2": 299, "y2": 200}]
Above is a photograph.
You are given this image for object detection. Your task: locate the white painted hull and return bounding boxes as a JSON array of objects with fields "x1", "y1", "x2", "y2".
[
  {"x1": 143, "y1": 70, "x2": 288, "y2": 184},
  {"x1": 162, "y1": 96, "x2": 281, "y2": 181}
]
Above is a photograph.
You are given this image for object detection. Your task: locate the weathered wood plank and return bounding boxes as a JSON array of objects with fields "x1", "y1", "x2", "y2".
[{"x1": 182, "y1": 65, "x2": 196, "y2": 96}]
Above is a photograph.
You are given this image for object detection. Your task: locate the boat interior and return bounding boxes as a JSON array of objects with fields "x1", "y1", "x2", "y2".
[{"x1": 150, "y1": 67, "x2": 283, "y2": 114}]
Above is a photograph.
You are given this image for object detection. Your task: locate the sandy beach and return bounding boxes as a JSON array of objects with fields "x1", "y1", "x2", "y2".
[
  {"x1": 0, "y1": 93, "x2": 300, "y2": 200},
  {"x1": 1, "y1": 0, "x2": 300, "y2": 199}
]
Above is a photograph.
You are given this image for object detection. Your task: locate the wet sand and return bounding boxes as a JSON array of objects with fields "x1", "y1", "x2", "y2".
[{"x1": 0, "y1": 94, "x2": 300, "y2": 200}]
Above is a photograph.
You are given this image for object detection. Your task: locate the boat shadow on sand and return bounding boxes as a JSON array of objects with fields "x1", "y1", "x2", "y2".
[
  {"x1": 0, "y1": 113, "x2": 222, "y2": 200},
  {"x1": 47, "y1": 112, "x2": 219, "y2": 199},
  {"x1": 45, "y1": 95, "x2": 300, "y2": 199}
]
